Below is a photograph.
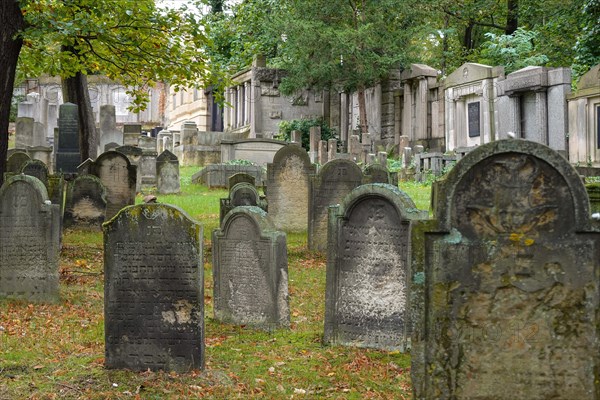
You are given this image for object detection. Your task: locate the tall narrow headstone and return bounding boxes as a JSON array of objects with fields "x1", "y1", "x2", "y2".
[
  {"x1": 411, "y1": 139, "x2": 600, "y2": 399},
  {"x1": 156, "y1": 150, "x2": 180, "y2": 194},
  {"x1": 0, "y1": 175, "x2": 60, "y2": 302},
  {"x1": 115, "y1": 145, "x2": 143, "y2": 193},
  {"x1": 104, "y1": 203, "x2": 204, "y2": 372},
  {"x1": 308, "y1": 159, "x2": 363, "y2": 251},
  {"x1": 309, "y1": 126, "x2": 321, "y2": 163},
  {"x1": 325, "y1": 184, "x2": 426, "y2": 350},
  {"x1": 64, "y1": 175, "x2": 107, "y2": 229},
  {"x1": 266, "y1": 146, "x2": 315, "y2": 232},
  {"x1": 56, "y1": 103, "x2": 81, "y2": 173},
  {"x1": 98, "y1": 105, "x2": 123, "y2": 152},
  {"x1": 213, "y1": 206, "x2": 289, "y2": 330}
]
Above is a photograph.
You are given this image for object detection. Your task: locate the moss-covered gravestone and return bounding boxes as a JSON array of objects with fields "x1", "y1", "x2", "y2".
[
  {"x1": 266, "y1": 145, "x2": 315, "y2": 232},
  {"x1": 6, "y1": 151, "x2": 31, "y2": 173},
  {"x1": 324, "y1": 184, "x2": 427, "y2": 351},
  {"x1": 309, "y1": 159, "x2": 363, "y2": 251},
  {"x1": 103, "y1": 204, "x2": 204, "y2": 372},
  {"x1": 411, "y1": 139, "x2": 600, "y2": 399},
  {"x1": 0, "y1": 175, "x2": 61, "y2": 302},
  {"x1": 90, "y1": 151, "x2": 137, "y2": 220},
  {"x1": 219, "y1": 182, "x2": 267, "y2": 225},
  {"x1": 212, "y1": 206, "x2": 289, "y2": 330}
]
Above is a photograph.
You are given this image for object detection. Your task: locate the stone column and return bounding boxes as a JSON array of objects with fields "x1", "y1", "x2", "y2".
[
  {"x1": 340, "y1": 92, "x2": 349, "y2": 144},
  {"x1": 327, "y1": 139, "x2": 337, "y2": 161},
  {"x1": 456, "y1": 99, "x2": 466, "y2": 147},
  {"x1": 244, "y1": 82, "x2": 251, "y2": 125},
  {"x1": 309, "y1": 126, "x2": 321, "y2": 163},
  {"x1": 251, "y1": 81, "x2": 261, "y2": 138},
  {"x1": 416, "y1": 78, "x2": 428, "y2": 140},
  {"x1": 318, "y1": 140, "x2": 328, "y2": 165},
  {"x1": 535, "y1": 90, "x2": 548, "y2": 145},
  {"x1": 403, "y1": 82, "x2": 413, "y2": 141}
]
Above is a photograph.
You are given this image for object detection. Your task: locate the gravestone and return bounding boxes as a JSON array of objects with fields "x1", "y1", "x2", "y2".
[
  {"x1": 156, "y1": 150, "x2": 180, "y2": 194},
  {"x1": 104, "y1": 203, "x2": 204, "y2": 372},
  {"x1": 64, "y1": 175, "x2": 107, "y2": 229},
  {"x1": 228, "y1": 173, "x2": 256, "y2": 189},
  {"x1": 363, "y1": 164, "x2": 391, "y2": 184},
  {"x1": 15, "y1": 117, "x2": 35, "y2": 148},
  {"x1": 308, "y1": 159, "x2": 363, "y2": 251},
  {"x1": 219, "y1": 182, "x2": 266, "y2": 225},
  {"x1": 212, "y1": 206, "x2": 289, "y2": 330},
  {"x1": 98, "y1": 105, "x2": 123, "y2": 152},
  {"x1": 324, "y1": 184, "x2": 427, "y2": 351},
  {"x1": 21, "y1": 159, "x2": 49, "y2": 187},
  {"x1": 123, "y1": 123, "x2": 142, "y2": 146},
  {"x1": 0, "y1": 175, "x2": 60, "y2": 302},
  {"x1": 6, "y1": 151, "x2": 31, "y2": 173},
  {"x1": 115, "y1": 145, "x2": 143, "y2": 192},
  {"x1": 192, "y1": 164, "x2": 265, "y2": 188},
  {"x1": 90, "y1": 151, "x2": 137, "y2": 220},
  {"x1": 411, "y1": 139, "x2": 600, "y2": 399},
  {"x1": 266, "y1": 145, "x2": 315, "y2": 232},
  {"x1": 55, "y1": 103, "x2": 81, "y2": 174},
  {"x1": 138, "y1": 136, "x2": 158, "y2": 189}
]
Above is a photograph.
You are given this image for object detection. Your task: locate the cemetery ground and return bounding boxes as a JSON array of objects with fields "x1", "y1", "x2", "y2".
[{"x1": 0, "y1": 167, "x2": 430, "y2": 399}]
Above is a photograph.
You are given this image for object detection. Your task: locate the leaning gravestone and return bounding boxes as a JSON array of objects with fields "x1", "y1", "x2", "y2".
[
  {"x1": 411, "y1": 139, "x2": 600, "y2": 399},
  {"x1": 212, "y1": 206, "x2": 289, "y2": 330},
  {"x1": 0, "y1": 175, "x2": 61, "y2": 302},
  {"x1": 92, "y1": 151, "x2": 137, "y2": 220},
  {"x1": 156, "y1": 150, "x2": 180, "y2": 194},
  {"x1": 6, "y1": 151, "x2": 31, "y2": 173},
  {"x1": 324, "y1": 184, "x2": 427, "y2": 351},
  {"x1": 104, "y1": 203, "x2": 204, "y2": 372},
  {"x1": 266, "y1": 145, "x2": 315, "y2": 232},
  {"x1": 308, "y1": 159, "x2": 363, "y2": 251},
  {"x1": 55, "y1": 103, "x2": 81, "y2": 174},
  {"x1": 64, "y1": 175, "x2": 107, "y2": 229}
]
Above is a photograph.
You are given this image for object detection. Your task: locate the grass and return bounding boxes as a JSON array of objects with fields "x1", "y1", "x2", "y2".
[{"x1": 0, "y1": 167, "x2": 431, "y2": 399}]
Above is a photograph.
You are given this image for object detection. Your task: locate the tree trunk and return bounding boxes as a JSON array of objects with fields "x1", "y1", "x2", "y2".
[
  {"x1": 60, "y1": 46, "x2": 98, "y2": 161},
  {"x1": 506, "y1": 0, "x2": 519, "y2": 35},
  {"x1": 0, "y1": 3, "x2": 25, "y2": 187},
  {"x1": 463, "y1": 21, "x2": 475, "y2": 51},
  {"x1": 357, "y1": 87, "x2": 368, "y2": 135}
]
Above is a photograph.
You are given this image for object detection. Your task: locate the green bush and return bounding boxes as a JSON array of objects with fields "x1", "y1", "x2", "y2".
[{"x1": 277, "y1": 117, "x2": 336, "y2": 150}]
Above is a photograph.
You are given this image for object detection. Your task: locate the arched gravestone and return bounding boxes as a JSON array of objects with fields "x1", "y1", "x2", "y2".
[
  {"x1": 411, "y1": 139, "x2": 600, "y2": 399},
  {"x1": 64, "y1": 174, "x2": 107, "y2": 229},
  {"x1": 308, "y1": 159, "x2": 363, "y2": 251},
  {"x1": 6, "y1": 151, "x2": 31, "y2": 173},
  {"x1": 92, "y1": 151, "x2": 137, "y2": 220},
  {"x1": 324, "y1": 184, "x2": 427, "y2": 351},
  {"x1": 228, "y1": 173, "x2": 256, "y2": 189},
  {"x1": 21, "y1": 159, "x2": 49, "y2": 187},
  {"x1": 0, "y1": 175, "x2": 61, "y2": 302},
  {"x1": 156, "y1": 150, "x2": 180, "y2": 194},
  {"x1": 363, "y1": 164, "x2": 390, "y2": 184},
  {"x1": 212, "y1": 206, "x2": 289, "y2": 330},
  {"x1": 219, "y1": 182, "x2": 266, "y2": 225},
  {"x1": 266, "y1": 145, "x2": 315, "y2": 232},
  {"x1": 103, "y1": 203, "x2": 204, "y2": 372}
]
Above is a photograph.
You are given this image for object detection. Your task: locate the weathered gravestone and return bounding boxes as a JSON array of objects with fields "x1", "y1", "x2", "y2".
[
  {"x1": 411, "y1": 139, "x2": 600, "y2": 399},
  {"x1": 115, "y1": 145, "x2": 143, "y2": 192},
  {"x1": 138, "y1": 136, "x2": 158, "y2": 190},
  {"x1": 212, "y1": 206, "x2": 289, "y2": 330},
  {"x1": 64, "y1": 175, "x2": 107, "y2": 229},
  {"x1": 6, "y1": 151, "x2": 31, "y2": 173},
  {"x1": 228, "y1": 173, "x2": 256, "y2": 189},
  {"x1": 192, "y1": 164, "x2": 265, "y2": 188},
  {"x1": 88, "y1": 151, "x2": 137, "y2": 220},
  {"x1": 324, "y1": 184, "x2": 427, "y2": 351},
  {"x1": 55, "y1": 103, "x2": 81, "y2": 174},
  {"x1": 21, "y1": 159, "x2": 49, "y2": 187},
  {"x1": 363, "y1": 163, "x2": 396, "y2": 185},
  {"x1": 308, "y1": 159, "x2": 363, "y2": 251},
  {"x1": 98, "y1": 105, "x2": 123, "y2": 152},
  {"x1": 266, "y1": 145, "x2": 315, "y2": 232},
  {"x1": 219, "y1": 182, "x2": 267, "y2": 225},
  {"x1": 156, "y1": 150, "x2": 180, "y2": 194},
  {"x1": 104, "y1": 203, "x2": 204, "y2": 372},
  {"x1": 0, "y1": 175, "x2": 61, "y2": 302}
]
